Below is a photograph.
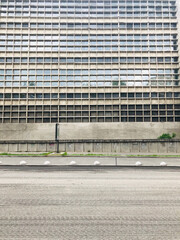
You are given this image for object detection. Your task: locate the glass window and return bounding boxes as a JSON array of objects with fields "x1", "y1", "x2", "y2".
[
  {"x1": 136, "y1": 93, "x2": 142, "y2": 98},
  {"x1": 20, "y1": 93, "x2": 26, "y2": 98},
  {"x1": 29, "y1": 93, "x2": 35, "y2": 98},
  {"x1": 44, "y1": 82, "x2": 50, "y2": 87},
  {"x1": 166, "y1": 92, "x2": 172, "y2": 98},
  {"x1": 159, "y1": 93, "x2": 165, "y2": 98},
  {"x1": 44, "y1": 70, "x2": 50, "y2": 74},
  {"x1": 151, "y1": 92, "x2": 157, "y2": 98},
  {"x1": 22, "y1": 76, "x2": 28, "y2": 81},
  {"x1": 82, "y1": 93, "x2": 88, "y2": 98},
  {"x1": 52, "y1": 82, "x2": 58, "y2": 87},
  {"x1": 44, "y1": 93, "x2": 50, "y2": 98},
  {"x1": 22, "y1": 23, "x2": 28, "y2": 28},
  {"x1": 143, "y1": 93, "x2": 149, "y2": 98},
  {"x1": 21, "y1": 70, "x2": 27, "y2": 75},
  {"x1": 37, "y1": 76, "x2": 43, "y2": 80},
  {"x1": 6, "y1": 76, "x2": 12, "y2": 80},
  {"x1": 29, "y1": 70, "x2": 35, "y2": 74},
  {"x1": 5, "y1": 93, "x2": 11, "y2": 98},
  {"x1": 36, "y1": 93, "x2": 42, "y2": 98},
  {"x1": 52, "y1": 93, "x2": 58, "y2": 98},
  {"x1": 174, "y1": 92, "x2": 180, "y2": 98},
  {"x1": 21, "y1": 82, "x2": 27, "y2": 87},
  {"x1": 37, "y1": 82, "x2": 43, "y2": 87},
  {"x1": 52, "y1": 70, "x2": 58, "y2": 74},
  {"x1": 60, "y1": 93, "x2": 66, "y2": 98}
]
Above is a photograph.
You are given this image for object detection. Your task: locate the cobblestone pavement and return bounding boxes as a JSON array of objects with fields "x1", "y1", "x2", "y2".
[
  {"x1": 0, "y1": 156, "x2": 180, "y2": 166},
  {"x1": 0, "y1": 167, "x2": 180, "y2": 240}
]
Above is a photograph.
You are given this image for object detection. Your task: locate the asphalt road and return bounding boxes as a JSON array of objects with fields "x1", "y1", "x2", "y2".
[{"x1": 0, "y1": 167, "x2": 180, "y2": 240}]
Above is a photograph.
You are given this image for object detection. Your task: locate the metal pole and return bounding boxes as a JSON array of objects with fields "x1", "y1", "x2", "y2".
[
  {"x1": 55, "y1": 123, "x2": 59, "y2": 153},
  {"x1": 115, "y1": 157, "x2": 117, "y2": 166}
]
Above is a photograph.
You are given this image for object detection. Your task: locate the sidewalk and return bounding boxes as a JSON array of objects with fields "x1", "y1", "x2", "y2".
[{"x1": 0, "y1": 155, "x2": 180, "y2": 167}]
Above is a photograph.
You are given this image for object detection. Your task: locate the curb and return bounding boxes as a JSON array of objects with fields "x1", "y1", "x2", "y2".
[{"x1": 0, "y1": 165, "x2": 180, "y2": 169}]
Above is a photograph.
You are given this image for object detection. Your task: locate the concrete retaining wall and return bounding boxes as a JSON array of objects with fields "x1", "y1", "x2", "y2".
[
  {"x1": 59, "y1": 122, "x2": 180, "y2": 140},
  {"x1": 0, "y1": 140, "x2": 179, "y2": 153},
  {"x1": 0, "y1": 122, "x2": 180, "y2": 140},
  {"x1": 0, "y1": 123, "x2": 55, "y2": 140}
]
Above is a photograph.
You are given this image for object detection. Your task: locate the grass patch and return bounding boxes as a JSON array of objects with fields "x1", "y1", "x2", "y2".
[
  {"x1": 0, "y1": 152, "x2": 179, "y2": 158},
  {"x1": 0, "y1": 152, "x2": 52, "y2": 157},
  {"x1": 70, "y1": 153, "x2": 111, "y2": 156},
  {"x1": 68, "y1": 153, "x2": 180, "y2": 158},
  {"x1": 127, "y1": 154, "x2": 180, "y2": 158},
  {"x1": 61, "y1": 151, "x2": 68, "y2": 156}
]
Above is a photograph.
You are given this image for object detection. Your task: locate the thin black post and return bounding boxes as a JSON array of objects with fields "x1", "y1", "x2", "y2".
[
  {"x1": 115, "y1": 157, "x2": 117, "y2": 166},
  {"x1": 55, "y1": 123, "x2": 59, "y2": 153}
]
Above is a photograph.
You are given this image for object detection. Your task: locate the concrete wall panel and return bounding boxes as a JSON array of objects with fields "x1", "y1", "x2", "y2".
[
  {"x1": 148, "y1": 143, "x2": 158, "y2": 153},
  {"x1": 37, "y1": 144, "x2": 47, "y2": 152},
  {"x1": 158, "y1": 142, "x2": 167, "y2": 153},
  {"x1": 59, "y1": 143, "x2": 66, "y2": 152},
  {"x1": 94, "y1": 143, "x2": 103, "y2": 152},
  {"x1": 84, "y1": 143, "x2": 93, "y2": 153},
  {"x1": 176, "y1": 142, "x2": 180, "y2": 153},
  {"x1": 8, "y1": 144, "x2": 18, "y2": 152},
  {"x1": 132, "y1": 143, "x2": 139, "y2": 153},
  {"x1": 140, "y1": 143, "x2": 148, "y2": 153},
  {"x1": 120, "y1": 143, "x2": 131, "y2": 153},
  {"x1": 27, "y1": 143, "x2": 37, "y2": 152},
  {"x1": 74, "y1": 143, "x2": 83, "y2": 152},
  {"x1": 66, "y1": 143, "x2": 74, "y2": 152},
  {"x1": 18, "y1": 144, "x2": 28, "y2": 152},
  {"x1": 46, "y1": 143, "x2": 56, "y2": 152},
  {"x1": 111, "y1": 143, "x2": 121, "y2": 153},
  {"x1": 167, "y1": 142, "x2": 176, "y2": 153},
  {"x1": 0, "y1": 144, "x2": 8, "y2": 152},
  {"x1": 103, "y1": 143, "x2": 112, "y2": 153},
  {"x1": 0, "y1": 123, "x2": 55, "y2": 140}
]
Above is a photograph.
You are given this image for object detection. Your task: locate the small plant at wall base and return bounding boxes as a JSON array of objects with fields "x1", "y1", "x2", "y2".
[
  {"x1": 158, "y1": 133, "x2": 176, "y2": 139},
  {"x1": 61, "y1": 152, "x2": 67, "y2": 156}
]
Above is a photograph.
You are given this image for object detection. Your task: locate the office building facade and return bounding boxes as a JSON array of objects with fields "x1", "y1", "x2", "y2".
[{"x1": 0, "y1": 0, "x2": 180, "y2": 125}]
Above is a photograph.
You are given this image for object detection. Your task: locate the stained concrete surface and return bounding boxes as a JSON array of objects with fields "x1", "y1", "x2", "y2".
[{"x1": 0, "y1": 167, "x2": 180, "y2": 240}]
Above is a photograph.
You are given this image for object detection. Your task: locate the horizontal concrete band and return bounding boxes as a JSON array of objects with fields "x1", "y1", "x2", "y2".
[
  {"x1": 0, "y1": 139, "x2": 179, "y2": 143},
  {"x1": 0, "y1": 140, "x2": 179, "y2": 153}
]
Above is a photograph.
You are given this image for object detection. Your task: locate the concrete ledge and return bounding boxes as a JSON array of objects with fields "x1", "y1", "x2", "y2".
[{"x1": 0, "y1": 139, "x2": 179, "y2": 144}]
